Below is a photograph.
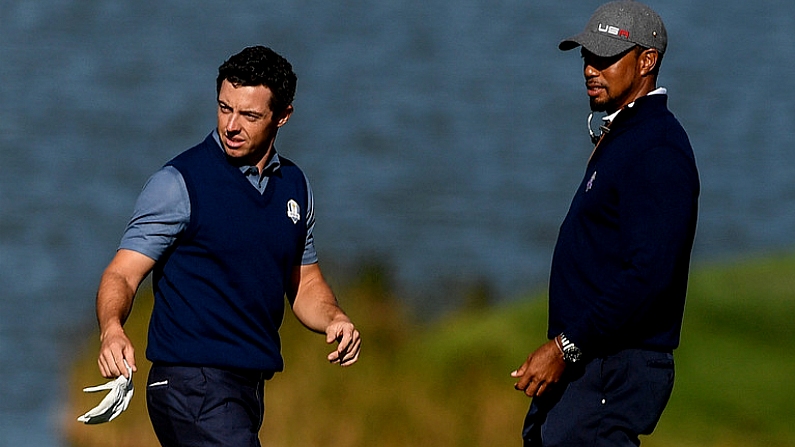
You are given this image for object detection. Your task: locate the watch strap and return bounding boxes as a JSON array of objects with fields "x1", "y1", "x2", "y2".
[{"x1": 557, "y1": 333, "x2": 583, "y2": 363}]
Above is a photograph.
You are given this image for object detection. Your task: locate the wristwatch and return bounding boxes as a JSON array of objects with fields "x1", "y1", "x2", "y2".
[{"x1": 556, "y1": 333, "x2": 583, "y2": 364}]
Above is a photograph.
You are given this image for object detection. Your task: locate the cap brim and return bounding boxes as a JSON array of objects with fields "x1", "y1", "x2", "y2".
[
  {"x1": 558, "y1": 31, "x2": 636, "y2": 58},
  {"x1": 558, "y1": 37, "x2": 582, "y2": 52}
]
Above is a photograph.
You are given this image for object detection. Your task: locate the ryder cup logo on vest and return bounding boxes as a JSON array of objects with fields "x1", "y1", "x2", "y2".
[
  {"x1": 598, "y1": 23, "x2": 630, "y2": 39},
  {"x1": 287, "y1": 199, "x2": 301, "y2": 224}
]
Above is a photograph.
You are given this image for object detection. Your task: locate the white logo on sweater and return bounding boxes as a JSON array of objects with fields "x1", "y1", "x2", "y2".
[
  {"x1": 586, "y1": 171, "x2": 597, "y2": 192},
  {"x1": 287, "y1": 199, "x2": 301, "y2": 224}
]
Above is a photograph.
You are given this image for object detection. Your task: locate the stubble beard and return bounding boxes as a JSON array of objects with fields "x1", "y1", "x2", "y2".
[{"x1": 589, "y1": 95, "x2": 611, "y2": 113}]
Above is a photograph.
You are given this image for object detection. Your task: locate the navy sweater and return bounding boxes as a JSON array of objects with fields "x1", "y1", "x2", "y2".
[
  {"x1": 548, "y1": 94, "x2": 699, "y2": 356},
  {"x1": 146, "y1": 134, "x2": 308, "y2": 372}
]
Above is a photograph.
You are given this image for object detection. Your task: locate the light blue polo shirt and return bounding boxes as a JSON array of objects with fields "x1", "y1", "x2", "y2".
[{"x1": 119, "y1": 130, "x2": 318, "y2": 265}]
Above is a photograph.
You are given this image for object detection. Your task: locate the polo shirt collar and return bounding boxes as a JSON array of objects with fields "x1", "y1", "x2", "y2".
[{"x1": 603, "y1": 87, "x2": 667, "y2": 125}]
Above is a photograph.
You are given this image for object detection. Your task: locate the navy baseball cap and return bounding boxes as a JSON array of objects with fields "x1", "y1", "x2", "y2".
[{"x1": 559, "y1": 1, "x2": 667, "y2": 57}]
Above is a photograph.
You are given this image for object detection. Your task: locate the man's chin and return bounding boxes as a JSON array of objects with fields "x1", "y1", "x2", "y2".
[
  {"x1": 224, "y1": 147, "x2": 241, "y2": 156},
  {"x1": 589, "y1": 98, "x2": 607, "y2": 113},
  {"x1": 223, "y1": 147, "x2": 250, "y2": 166}
]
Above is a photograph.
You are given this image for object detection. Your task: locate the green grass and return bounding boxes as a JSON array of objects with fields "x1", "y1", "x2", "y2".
[
  {"x1": 64, "y1": 254, "x2": 795, "y2": 446},
  {"x1": 655, "y1": 254, "x2": 795, "y2": 447}
]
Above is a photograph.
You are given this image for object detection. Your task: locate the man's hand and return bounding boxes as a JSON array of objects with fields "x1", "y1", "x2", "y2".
[
  {"x1": 511, "y1": 339, "x2": 566, "y2": 397},
  {"x1": 98, "y1": 325, "x2": 137, "y2": 379},
  {"x1": 325, "y1": 317, "x2": 361, "y2": 366}
]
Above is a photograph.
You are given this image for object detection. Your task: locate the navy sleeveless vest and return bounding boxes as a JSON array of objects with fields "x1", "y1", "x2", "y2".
[{"x1": 146, "y1": 134, "x2": 308, "y2": 372}]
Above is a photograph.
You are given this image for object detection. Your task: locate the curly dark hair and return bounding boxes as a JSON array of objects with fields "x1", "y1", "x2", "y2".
[{"x1": 216, "y1": 46, "x2": 297, "y2": 113}]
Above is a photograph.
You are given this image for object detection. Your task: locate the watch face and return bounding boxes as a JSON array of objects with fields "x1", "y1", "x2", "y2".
[
  {"x1": 563, "y1": 347, "x2": 582, "y2": 363},
  {"x1": 558, "y1": 333, "x2": 582, "y2": 363}
]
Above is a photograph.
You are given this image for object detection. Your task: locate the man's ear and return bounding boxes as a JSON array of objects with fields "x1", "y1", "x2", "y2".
[
  {"x1": 277, "y1": 104, "x2": 294, "y2": 127},
  {"x1": 638, "y1": 48, "x2": 659, "y2": 76}
]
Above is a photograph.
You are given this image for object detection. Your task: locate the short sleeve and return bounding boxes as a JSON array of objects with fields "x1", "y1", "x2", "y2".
[{"x1": 118, "y1": 166, "x2": 190, "y2": 261}]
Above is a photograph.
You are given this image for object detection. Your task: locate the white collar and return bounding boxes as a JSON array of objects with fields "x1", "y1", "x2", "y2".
[{"x1": 603, "y1": 87, "x2": 667, "y2": 124}]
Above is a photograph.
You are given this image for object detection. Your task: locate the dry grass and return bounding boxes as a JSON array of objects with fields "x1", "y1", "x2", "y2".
[{"x1": 62, "y1": 255, "x2": 795, "y2": 446}]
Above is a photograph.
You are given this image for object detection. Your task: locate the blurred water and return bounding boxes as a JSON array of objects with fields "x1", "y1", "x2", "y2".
[{"x1": 0, "y1": 0, "x2": 793, "y2": 444}]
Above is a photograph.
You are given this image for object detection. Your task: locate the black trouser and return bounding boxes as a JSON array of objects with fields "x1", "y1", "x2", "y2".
[
  {"x1": 147, "y1": 364, "x2": 269, "y2": 447},
  {"x1": 522, "y1": 349, "x2": 675, "y2": 447}
]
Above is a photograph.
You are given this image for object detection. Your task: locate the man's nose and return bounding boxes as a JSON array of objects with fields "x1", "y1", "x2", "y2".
[
  {"x1": 225, "y1": 114, "x2": 241, "y2": 132},
  {"x1": 584, "y1": 63, "x2": 599, "y2": 78}
]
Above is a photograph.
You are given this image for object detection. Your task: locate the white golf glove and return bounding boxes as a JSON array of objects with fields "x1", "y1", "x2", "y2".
[{"x1": 77, "y1": 360, "x2": 134, "y2": 424}]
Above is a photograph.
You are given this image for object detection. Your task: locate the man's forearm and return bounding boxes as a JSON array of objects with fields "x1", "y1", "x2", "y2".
[
  {"x1": 95, "y1": 249, "x2": 154, "y2": 335},
  {"x1": 293, "y1": 283, "x2": 349, "y2": 333},
  {"x1": 96, "y1": 270, "x2": 137, "y2": 337},
  {"x1": 290, "y1": 263, "x2": 351, "y2": 333}
]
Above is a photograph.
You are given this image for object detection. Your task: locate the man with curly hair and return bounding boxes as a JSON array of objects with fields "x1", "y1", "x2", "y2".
[{"x1": 93, "y1": 46, "x2": 361, "y2": 446}]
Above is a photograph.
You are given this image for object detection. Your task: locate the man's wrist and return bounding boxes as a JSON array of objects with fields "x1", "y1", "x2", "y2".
[
  {"x1": 553, "y1": 334, "x2": 565, "y2": 356},
  {"x1": 99, "y1": 322, "x2": 125, "y2": 342}
]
